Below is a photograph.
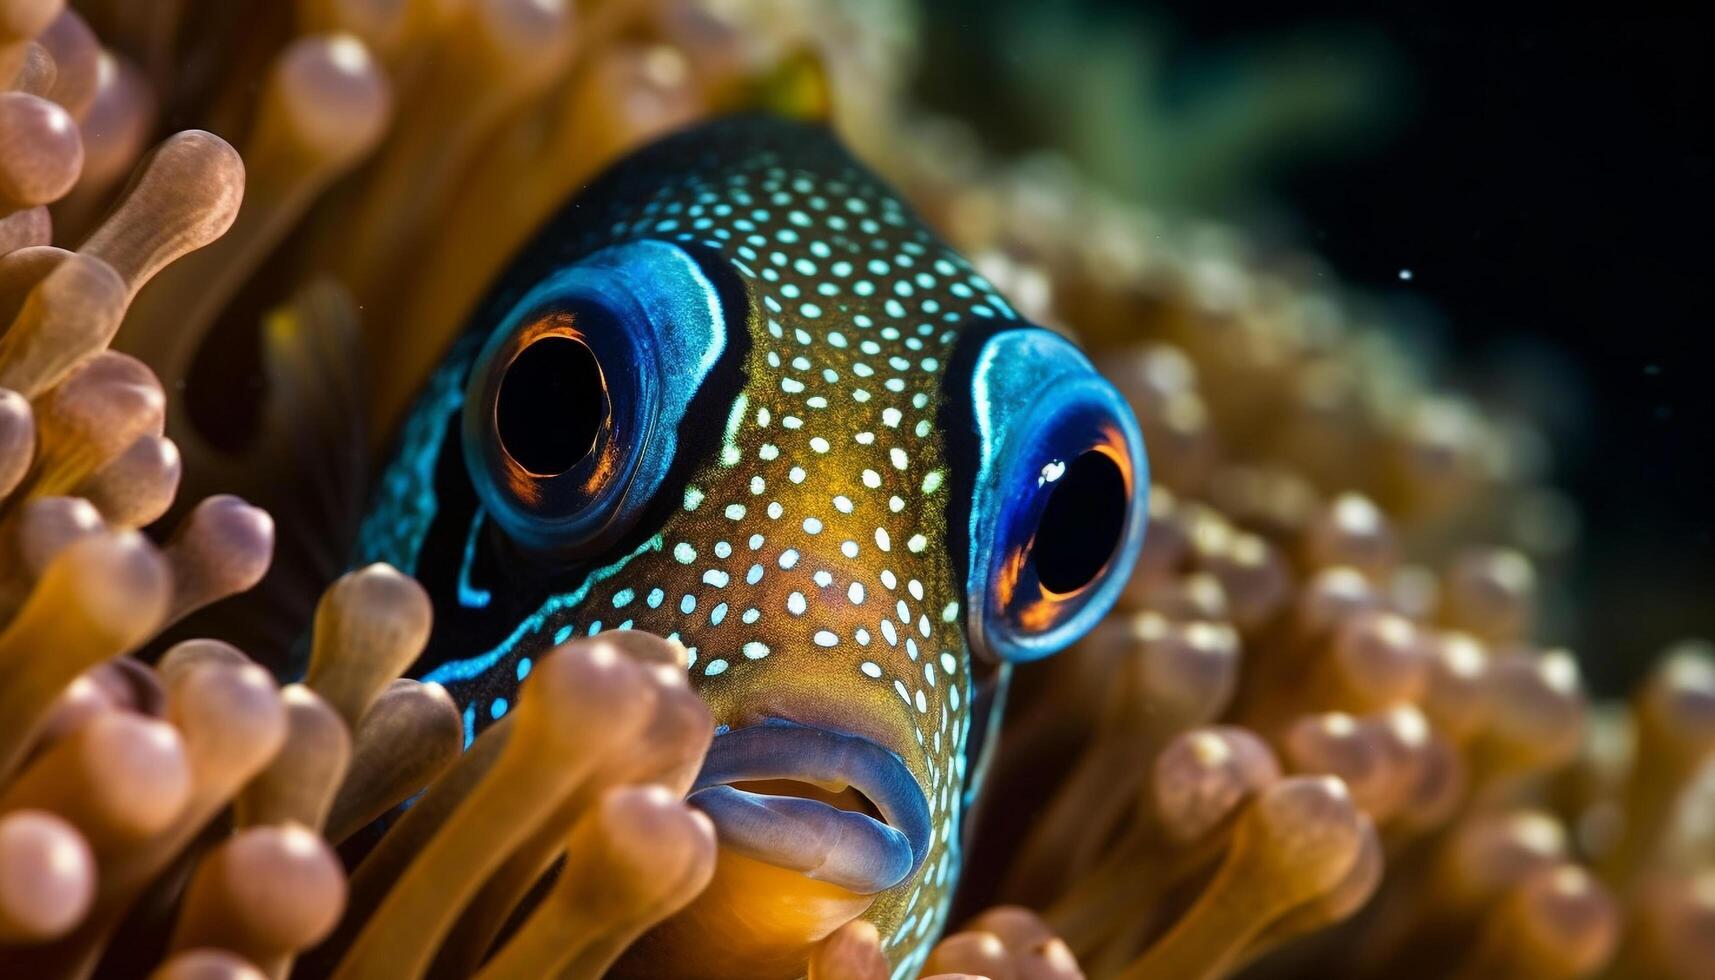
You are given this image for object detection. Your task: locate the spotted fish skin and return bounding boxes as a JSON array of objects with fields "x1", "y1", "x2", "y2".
[{"x1": 357, "y1": 116, "x2": 1036, "y2": 972}]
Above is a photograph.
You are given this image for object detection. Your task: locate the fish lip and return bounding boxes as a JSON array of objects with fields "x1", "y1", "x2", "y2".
[{"x1": 687, "y1": 719, "x2": 931, "y2": 895}]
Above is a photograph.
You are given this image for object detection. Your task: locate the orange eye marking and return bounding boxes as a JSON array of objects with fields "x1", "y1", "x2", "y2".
[
  {"x1": 1095, "y1": 423, "x2": 1134, "y2": 494},
  {"x1": 994, "y1": 540, "x2": 1029, "y2": 609},
  {"x1": 1015, "y1": 593, "x2": 1060, "y2": 632},
  {"x1": 504, "y1": 467, "x2": 542, "y2": 505},
  {"x1": 579, "y1": 427, "x2": 620, "y2": 495}
]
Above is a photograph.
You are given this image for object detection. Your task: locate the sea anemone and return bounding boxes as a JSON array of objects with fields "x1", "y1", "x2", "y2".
[{"x1": 1, "y1": 2, "x2": 1711, "y2": 979}]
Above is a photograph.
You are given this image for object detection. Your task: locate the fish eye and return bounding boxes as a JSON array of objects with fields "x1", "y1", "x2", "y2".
[
  {"x1": 964, "y1": 327, "x2": 1149, "y2": 662},
  {"x1": 462, "y1": 241, "x2": 727, "y2": 556}
]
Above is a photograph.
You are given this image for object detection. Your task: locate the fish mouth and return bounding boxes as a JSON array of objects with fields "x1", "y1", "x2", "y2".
[{"x1": 687, "y1": 719, "x2": 931, "y2": 895}]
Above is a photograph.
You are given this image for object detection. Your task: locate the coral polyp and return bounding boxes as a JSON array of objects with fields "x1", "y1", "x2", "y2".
[{"x1": 0, "y1": 2, "x2": 1711, "y2": 980}]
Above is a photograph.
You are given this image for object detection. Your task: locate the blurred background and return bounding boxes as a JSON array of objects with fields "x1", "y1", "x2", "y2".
[{"x1": 913, "y1": 0, "x2": 1714, "y2": 694}]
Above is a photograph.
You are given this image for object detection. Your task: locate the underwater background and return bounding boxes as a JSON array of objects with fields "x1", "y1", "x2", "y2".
[{"x1": 918, "y1": 0, "x2": 1715, "y2": 696}]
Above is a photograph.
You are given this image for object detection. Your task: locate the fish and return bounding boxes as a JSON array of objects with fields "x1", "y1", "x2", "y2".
[{"x1": 353, "y1": 115, "x2": 1150, "y2": 978}]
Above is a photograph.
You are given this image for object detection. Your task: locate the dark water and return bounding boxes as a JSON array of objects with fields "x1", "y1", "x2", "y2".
[{"x1": 921, "y1": 0, "x2": 1714, "y2": 693}]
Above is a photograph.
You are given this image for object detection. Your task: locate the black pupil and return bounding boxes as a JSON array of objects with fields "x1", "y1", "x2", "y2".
[
  {"x1": 495, "y1": 335, "x2": 606, "y2": 476},
  {"x1": 1031, "y1": 450, "x2": 1128, "y2": 595}
]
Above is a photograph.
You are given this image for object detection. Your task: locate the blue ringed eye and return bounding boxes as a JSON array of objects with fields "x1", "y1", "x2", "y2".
[
  {"x1": 965, "y1": 327, "x2": 1150, "y2": 662},
  {"x1": 462, "y1": 240, "x2": 725, "y2": 556}
]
